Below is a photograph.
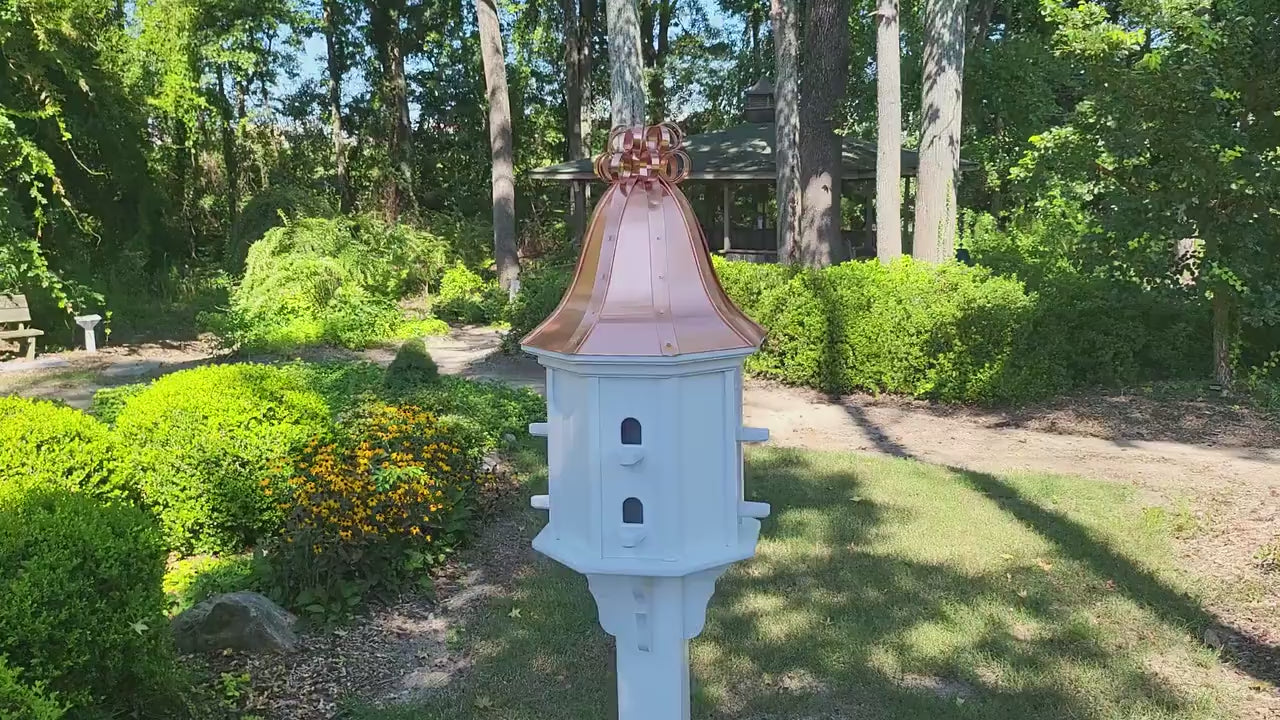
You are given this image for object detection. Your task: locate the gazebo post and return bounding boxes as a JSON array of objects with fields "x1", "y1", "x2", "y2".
[
  {"x1": 570, "y1": 179, "x2": 586, "y2": 245},
  {"x1": 722, "y1": 184, "x2": 733, "y2": 252}
]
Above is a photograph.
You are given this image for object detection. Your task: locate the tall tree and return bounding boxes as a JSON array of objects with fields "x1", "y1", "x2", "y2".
[
  {"x1": 875, "y1": 0, "x2": 902, "y2": 262},
  {"x1": 367, "y1": 0, "x2": 415, "y2": 221},
  {"x1": 912, "y1": 0, "x2": 964, "y2": 262},
  {"x1": 563, "y1": 0, "x2": 591, "y2": 239},
  {"x1": 322, "y1": 0, "x2": 352, "y2": 212},
  {"x1": 606, "y1": 0, "x2": 645, "y2": 126},
  {"x1": 639, "y1": 0, "x2": 675, "y2": 122},
  {"x1": 771, "y1": 0, "x2": 800, "y2": 263},
  {"x1": 475, "y1": 0, "x2": 520, "y2": 296},
  {"x1": 798, "y1": 0, "x2": 851, "y2": 267}
]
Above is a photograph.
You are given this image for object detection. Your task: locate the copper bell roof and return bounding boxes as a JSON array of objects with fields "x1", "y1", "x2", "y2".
[{"x1": 522, "y1": 124, "x2": 766, "y2": 357}]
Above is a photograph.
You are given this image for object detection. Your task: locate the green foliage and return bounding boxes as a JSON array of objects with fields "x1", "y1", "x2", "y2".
[
  {"x1": 227, "y1": 186, "x2": 338, "y2": 270},
  {"x1": 385, "y1": 338, "x2": 439, "y2": 392},
  {"x1": 398, "y1": 376, "x2": 546, "y2": 462},
  {"x1": 1256, "y1": 537, "x2": 1280, "y2": 573},
  {"x1": 0, "y1": 397, "x2": 129, "y2": 501},
  {"x1": 0, "y1": 656, "x2": 65, "y2": 720},
  {"x1": 718, "y1": 257, "x2": 1035, "y2": 401},
  {"x1": 88, "y1": 383, "x2": 148, "y2": 424},
  {"x1": 163, "y1": 554, "x2": 260, "y2": 615},
  {"x1": 262, "y1": 405, "x2": 486, "y2": 624},
  {"x1": 0, "y1": 489, "x2": 179, "y2": 717},
  {"x1": 708, "y1": 256, "x2": 1208, "y2": 403},
  {"x1": 500, "y1": 261, "x2": 573, "y2": 353},
  {"x1": 1244, "y1": 351, "x2": 1280, "y2": 413},
  {"x1": 206, "y1": 215, "x2": 448, "y2": 350},
  {"x1": 434, "y1": 263, "x2": 505, "y2": 325},
  {"x1": 113, "y1": 364, "x2": 334, "y2": 554}
]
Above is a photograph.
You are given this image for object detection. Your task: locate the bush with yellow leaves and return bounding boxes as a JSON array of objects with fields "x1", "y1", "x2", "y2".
[{"x1": 263, "y1": 403, "x2": 487, "y2": 623}]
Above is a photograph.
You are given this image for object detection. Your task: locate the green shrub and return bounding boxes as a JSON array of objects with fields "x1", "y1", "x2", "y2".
[
  {"x1": 226, "y1": 185, "x2": 337, "y2": 271},
  {"x1": 713, "y1": 254, "x2": 1210, "y2": 403},
  {"x1": 0, "y1": 397, "x2": 129, "y2": 501},
  {"x1": 207, "y1": 215, "x2": 449, "y2": 350},
  {"x1": 401, "y1": 376, "x2": 546, "y2": 460},
  {"x1": 385, "y1": 338, "x2": 439, "y2": 392},
  {"x1": 0, "y1": 657, "x2": 66, "y2": 720},
  {"x1": 0, "y1": 489, "x2": 179, "y2": 716},
  {"x1": 114, "y1": 364, "x2": 334, "y2": 554},
  {"x1": 88, "y1": 383, "x2": 147, "y2": 424},
  {"x1": 163, "y1": 554, "x2": 260, "y2": 615},
  {"x1": 720, "y1": 257, "x2": 1035, "y2": 401},
  {"x1": 501, "y1": 261, "x2": 573, "y2": 352},
  {"x1": 993, "y1": 275, "x2": 1209, "y2": 400},
  {"x1": 435, "y1": 263, "x2": 505, "y2": 324},
  {"x1": 263, "y1": 404, "x2": 488, "y2": 624}
]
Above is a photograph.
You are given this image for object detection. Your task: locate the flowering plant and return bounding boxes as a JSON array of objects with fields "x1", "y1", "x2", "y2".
[{"x1": 264, "y1": 404, "x2": 485, "y2": 622}]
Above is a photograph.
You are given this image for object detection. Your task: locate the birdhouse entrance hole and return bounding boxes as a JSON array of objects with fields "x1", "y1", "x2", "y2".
[
  {"x1": 621, "y1": 417, "x2": 642, "y2": 445},
  {"x1": 622, "y1": 497, "x2": 644, "y2": 524}
]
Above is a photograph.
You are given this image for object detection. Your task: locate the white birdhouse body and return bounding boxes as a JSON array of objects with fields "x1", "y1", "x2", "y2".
[
  {"x1": 526, "y1": 349, "x2": 764, "y2": 578},
  {"x1": 520, "y1": 123, "x2": 769, "y2": 720}
]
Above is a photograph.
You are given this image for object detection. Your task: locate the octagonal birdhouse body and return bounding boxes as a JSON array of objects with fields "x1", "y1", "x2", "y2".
[{"x1": 523, "y1": 125, "x2": 770, "y2": 720}]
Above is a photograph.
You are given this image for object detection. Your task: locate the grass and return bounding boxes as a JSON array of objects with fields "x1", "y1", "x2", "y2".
[{"x1": 349, "y1": 446, "x2": 1252, "y2": 720}]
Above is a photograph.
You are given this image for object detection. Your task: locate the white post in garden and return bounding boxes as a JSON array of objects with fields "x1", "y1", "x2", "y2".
[
  {"x1": 522, "y1": 125, "x2": 771, "y2": 720},
  {"x1": 74, "y1": 314, "x2": 102, "y2": 353}
]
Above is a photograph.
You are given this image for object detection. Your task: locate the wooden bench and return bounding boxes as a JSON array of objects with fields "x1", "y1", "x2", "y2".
[{"x1": 0, "y1": 294, "x2": 43, "y2": 360}]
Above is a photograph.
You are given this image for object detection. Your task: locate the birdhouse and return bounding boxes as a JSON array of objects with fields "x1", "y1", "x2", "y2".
[{"x1": 523, "y1": 124, "x2": 770, "y2": 720}]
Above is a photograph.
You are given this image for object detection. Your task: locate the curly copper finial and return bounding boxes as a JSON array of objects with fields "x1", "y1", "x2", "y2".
[{"x1": 593, "y1": 123, "x2": 691, "y2": 185}]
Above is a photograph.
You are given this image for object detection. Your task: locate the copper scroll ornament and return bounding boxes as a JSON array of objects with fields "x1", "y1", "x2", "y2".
[{"x1": 522, "y1": 124, "x2": 766, "y2": 357}]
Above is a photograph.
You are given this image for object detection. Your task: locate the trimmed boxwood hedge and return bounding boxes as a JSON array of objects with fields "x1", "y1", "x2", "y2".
[
  {"x1": 503, "y1": 255, "x2": 1208, "y2": 403},
  {"x1": 113, "y1": 363, "x2": 335, "y2": 554},
  {"x1": 0, "y1": 396, "x2": 129, "y2": 501},
  {"x1": 0, "y1": 489, "x2": 178, "y2": 717}
]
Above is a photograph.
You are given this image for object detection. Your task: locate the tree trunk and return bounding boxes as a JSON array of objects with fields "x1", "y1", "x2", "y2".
[
  {"x1": 475, "y1": 0, "x2": 520, "y2": 297},
  {"x1": 771, "y1": 0, "x2": 801, "y2": 263},
  {"x1": 564, "y1": 0, "x2": 587, "y2": 242},
  {"x1": 323, "y1": 0, "x2": 352, "y2": 213},
  {"x1": 913, "y1": 0, "x2": 965, "y2": 262},
  {"x1": 216, "y1": 66, "x2": 239, "y2": 233},
  {"x1": 875, "y1": 0, "x2": 902, "y2": 263},
  {"x1": 970, "y1": 0, "x2": 994, "y2": 52},
  {"x1": 1212, "y1": 289, "x2": 1234, "y2": 391},
  {"x1": 368, "y1": 0, "x2": 415, "y2": 221},
  {"x1": 639, "y1": 0, "x2": 674, "y2": 122},
  {"x1": 580, "y1": 0, "x2": 595, "y2": 145},
  {"x1": 798, "y1": 0, "x2": 852, "y2": 267},
  {"x1": 606, "y1": 0, "x2": 645, "y2": 126}
]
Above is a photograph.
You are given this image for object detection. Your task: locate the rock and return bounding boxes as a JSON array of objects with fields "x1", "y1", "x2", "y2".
[
  {"x1": 1203, "y1": 625, "x2": 1230, "y2": 651},
  {"x1": 501, "y1": 432, "x2": 517, "y2": 446},
  {"x1": 481, "y1": 451, "x2": 505, "y2": 474},
  {"x1": 172, "y1": 591, "x2": 298, "y2": 654}
]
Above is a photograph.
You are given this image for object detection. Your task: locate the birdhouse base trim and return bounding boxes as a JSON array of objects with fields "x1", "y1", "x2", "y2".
[
  {"x1": 532, "y1": 518, "x2": 762, "y2": 578},
  {"x1": 522, "y1": 345, "x2": 755, "y2": 376},
  {"x1": 586, "y1": 566, "x2": 730, "y2": 720}
]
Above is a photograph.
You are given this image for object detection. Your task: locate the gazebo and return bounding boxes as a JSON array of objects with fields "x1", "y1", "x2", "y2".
[{"x1": 529, "y1": 80, "x2": 967, "y2": 261}]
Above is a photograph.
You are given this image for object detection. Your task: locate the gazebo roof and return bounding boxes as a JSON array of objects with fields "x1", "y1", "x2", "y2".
[{"x1": 527, "y1": 122, "x2": 977, "y2": 182}]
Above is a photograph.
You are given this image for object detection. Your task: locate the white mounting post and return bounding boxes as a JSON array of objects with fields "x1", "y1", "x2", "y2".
[{"x1": 74, "y1": 314, "x2": 102, "y2": 353}]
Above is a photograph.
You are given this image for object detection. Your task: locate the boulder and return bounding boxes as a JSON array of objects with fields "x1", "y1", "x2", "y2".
[{"x1": 172, "y1": 591, "x2": 298, "y2": 654}]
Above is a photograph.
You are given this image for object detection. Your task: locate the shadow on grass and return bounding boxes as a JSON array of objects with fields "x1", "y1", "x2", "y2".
[
  {"x1": 359, "y1": 446, "x2": 1251, "y2": 720},
  {"x1": 695, "y1": 448, "x2": 1220, "y2": 720},
  {"x1": 958, "y1": 467, "x2": 1279, "y2": 688}
]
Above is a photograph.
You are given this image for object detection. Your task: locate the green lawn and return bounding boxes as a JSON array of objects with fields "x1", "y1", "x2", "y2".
[{"x1": 352, "y1": 447, "x2": 1250, "y2": 720}]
